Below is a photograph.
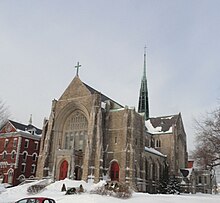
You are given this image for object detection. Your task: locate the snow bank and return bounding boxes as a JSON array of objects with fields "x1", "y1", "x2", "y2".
[{"x1": 0, "y1": 179, "x2": 220, "y2": 203}]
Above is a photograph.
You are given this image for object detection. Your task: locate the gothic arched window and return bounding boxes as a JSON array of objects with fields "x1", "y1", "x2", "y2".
[{"x1": 63, "y1": 110, "x2": 88, "y2": 151}]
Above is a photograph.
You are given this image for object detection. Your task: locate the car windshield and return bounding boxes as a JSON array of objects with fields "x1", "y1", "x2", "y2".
[
  {"x1": 16, "y1": 198, "x2": 55, "y2": 203},
  {"x1": 16, "y1": 199, "x2": 40, "y2": 203}
]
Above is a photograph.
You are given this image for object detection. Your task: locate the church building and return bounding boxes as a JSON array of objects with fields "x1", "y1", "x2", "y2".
[{"x1": 36, "y1": 50, "x2": 188, "y2": 193}]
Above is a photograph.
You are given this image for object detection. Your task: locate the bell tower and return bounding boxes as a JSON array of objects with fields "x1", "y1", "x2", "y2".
[{"x1": 138, "y1": 46, "x2": 149, "y2": 120}]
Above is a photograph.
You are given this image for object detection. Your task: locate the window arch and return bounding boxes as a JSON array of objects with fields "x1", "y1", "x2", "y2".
[
  {"x1": 155, "y1": 161, "x2": 160, "y2": 181},
  {"x1": 2, "y1": 151, "x2": 7, "y2": 159},
  {"x1": 11, "y1": 150, "x2": 16, "y2": 159},
  {"x1": 18, "y1": 174, "x2": 25, "y2": 183},
  {"x1": 32, "y1": 153, "x2": 37, "y2": 161},
  {"x1": 29, "y1": 175, "x2": 35, "y2": 179},
  {"x1": 63, "y1": 110, "x2": 88, "y2": 151},
  {"x1": 149, "y1": 159, "x2": 155, "y2": 181},
  {"x1": 23, "y1": 152, "x2": 28, "y2": 161},
  {"x1": 21, "y1": 163, "x2": 26, "y2": 173},
  {"x1": 31, "y1": 164, "x2": 36, "y2": 174}
]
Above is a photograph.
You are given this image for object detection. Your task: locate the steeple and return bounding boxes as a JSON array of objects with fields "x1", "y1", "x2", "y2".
[
  {"x1": 138, "y1": 46, "x2": 149, "y2": 120},
  {"x1": 29, "y1": 114, "x2": 32, "y2": 125}
]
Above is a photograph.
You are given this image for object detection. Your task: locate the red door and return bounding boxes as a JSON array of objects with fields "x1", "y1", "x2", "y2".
[
  {"x1": 59, "y1": 160, "x2": 68, "y2": 180},
  {"x1": 110, "y1": 161, "x2": 119, "y2": 181}
]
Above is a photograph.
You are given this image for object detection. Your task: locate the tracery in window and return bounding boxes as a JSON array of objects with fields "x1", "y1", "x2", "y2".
[
  {"x1": 155, "y1": 139, "x2": 161, "y2": 148},
  {"x1": 63, "y1": 111, "x2": 88, "y2": 151}
]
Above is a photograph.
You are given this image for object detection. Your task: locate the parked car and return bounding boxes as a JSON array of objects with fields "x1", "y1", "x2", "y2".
[{"x1": 15, "y1": 197, "x2": 56, "y2": 203}]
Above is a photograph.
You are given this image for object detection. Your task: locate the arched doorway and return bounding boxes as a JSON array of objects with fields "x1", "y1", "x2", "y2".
[
  {"x1": 59, "y1": 160, "x2": 68, "y2": 180},
  {"x1": 110, "y1": 161, "x2": 119, "y2": 181}
]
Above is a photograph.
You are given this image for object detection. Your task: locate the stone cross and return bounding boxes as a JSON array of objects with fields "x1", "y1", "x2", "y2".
[{"x1": 75, "y1": 62, "x2": 81, "y2": 76}]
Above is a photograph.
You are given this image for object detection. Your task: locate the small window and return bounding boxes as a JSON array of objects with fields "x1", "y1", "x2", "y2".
[
  {"x1": 24, "y1": 140, "x2": 29, "y2": 148},
  {"x1": 13, "y1": 138, "x2": 17, "y2": 148},
  {"x1": 32, "y1": 154, "x2": 37, "y2": 161},
  {"x1": 31, "y1": 164, "x2": 36, "y2": 174},
  {"x1": 115, "y1": 137, "x2": 117, "y2": 144},
  {"x1": 198, "y1": 176, "x2": 202, "y2": 184},
  {"x1": 23, "y1": 152, "x2": 27, "y2": 161},
  {"x1": 2, "y1": 151, "x2": 7, "y2": 159},
  {"x1": 4, "y1": 139, "x2": 9, "y2": 148},
  {"x1": 34, "y1": 142, "x2": 39, "y2": 150},
  {"x1": 21, "y1": 164, "x2": 26, "y2": 173},
  {"x1": 155, "y1": 139, "x2": 161, "y2": 148},
  {"x1": 11, "y1": 151, "x2": 15, "y2": 159},
  {"x1": 204, "y1": 176, "x2": 207, "y2": 184}
]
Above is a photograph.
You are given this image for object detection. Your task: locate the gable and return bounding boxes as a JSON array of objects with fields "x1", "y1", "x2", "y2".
[
  {"x1": 0, "y1": 120, "x2": 42, "y2": 135},
  {"x1": 0, "y1": 121, "x2": 16, "y2": 134},
  {"x1": 59, "y1": 76, "x2": 93, "y2": 100},
  {"x1": 59, "y1": 76, "x2": 123, "y2": 108}
]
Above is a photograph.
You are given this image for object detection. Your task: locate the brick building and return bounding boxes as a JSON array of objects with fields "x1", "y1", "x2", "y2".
[{"x1": 0, "y1": 119, "x2": 41, "y2": 186}]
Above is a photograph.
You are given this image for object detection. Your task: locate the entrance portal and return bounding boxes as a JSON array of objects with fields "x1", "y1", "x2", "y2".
[
  {"x1": 59, "y1": 160, "x2": 68, "y2": 180},
  {"x1": 110, "y1": 161, "x2": 119, "y2": 181}
]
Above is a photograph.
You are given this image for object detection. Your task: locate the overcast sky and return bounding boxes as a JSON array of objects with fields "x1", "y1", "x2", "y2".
[{"x1": 0, "y1": 0, "x2": 220, "y2": 152}]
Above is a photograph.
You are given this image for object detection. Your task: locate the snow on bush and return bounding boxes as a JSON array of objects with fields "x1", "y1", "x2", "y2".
[{"x1": 90, "y1": 182, "x2": 132, "y2": 199}]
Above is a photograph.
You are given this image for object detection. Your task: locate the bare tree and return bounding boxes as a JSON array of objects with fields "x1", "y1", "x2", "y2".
[
  {"x1": 193, "y1": 107, "x2": 220, "y2": 172},
  {"x1": 0, "y1": 99, "x2": 10, "y2": 127}
]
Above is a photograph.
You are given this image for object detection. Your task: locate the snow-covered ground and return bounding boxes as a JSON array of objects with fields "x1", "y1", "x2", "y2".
[{"x1": 0, "y1": 179, "x2": 219, "y2": 203}]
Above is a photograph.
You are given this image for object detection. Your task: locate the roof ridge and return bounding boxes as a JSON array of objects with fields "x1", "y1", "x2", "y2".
[
  {"x1": 9, "y1": 119, "x2": 42, "y2": 133},
  {"x1": 82, "y1": 82, "x2": 124, "y2": 108},
  {"x1": 149, "y1": 114, "x2": 179, "y2": 119}
]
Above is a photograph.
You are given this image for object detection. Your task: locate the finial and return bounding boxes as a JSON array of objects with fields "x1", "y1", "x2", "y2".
[
  {"x1": 75, "y1": 62, "x2": 82, "y2": 76},
  {"x1": 29, "y1": 114, "x2": 32, "y2": 125},
  {"x1": 144, "y1": 45, "x2": 147, "y2": 55}
]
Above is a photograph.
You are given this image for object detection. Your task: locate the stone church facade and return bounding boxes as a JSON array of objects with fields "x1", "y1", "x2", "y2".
[
  {"x1": 36, "y1": 76, "x2": 167, "y2": 192},
  {"x1": 36, "y1": 50, "x2": 188, "y2": 193}
]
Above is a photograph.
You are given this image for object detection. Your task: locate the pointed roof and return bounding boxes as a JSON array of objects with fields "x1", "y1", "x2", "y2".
[
  {"x1": 59, "y1": 76, "x2": 91, "y2": 100},
  {"x1": 145, "y1": 114, "x2": 180, "y2": 134},
  {"x1": 138, "y1": 47, "x2": 149, "y2": 120},
  {"x1": 59, "y1": 76, "x2": 123, "y2": 108}
]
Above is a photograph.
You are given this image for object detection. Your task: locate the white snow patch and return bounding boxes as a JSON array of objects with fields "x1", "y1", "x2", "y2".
[
  {"x1": 0, "y1": 179, "x2": 220, "y2": 203},
  {"x1": 145, "y1": 120, "x2": 173, "y2": 134},
  {"x1": 145, "y1": 147, "x2": 167, "y2": 157}
]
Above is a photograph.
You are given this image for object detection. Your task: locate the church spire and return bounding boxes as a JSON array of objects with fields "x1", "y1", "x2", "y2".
[
  {"x1": 138, "y1": 46, "x2": 149, "y2": 120},
  {"x1": 29, "y1": 114, "x2": 32, "y2": 125}
]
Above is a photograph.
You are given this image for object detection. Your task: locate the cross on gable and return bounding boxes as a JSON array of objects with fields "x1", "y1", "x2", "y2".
[{"x1": 75, "y1": 62, "x2": 82, "y2": 76}]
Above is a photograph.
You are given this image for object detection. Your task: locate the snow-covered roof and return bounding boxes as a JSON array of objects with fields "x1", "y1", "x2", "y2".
[
  {"x1": 145, "y1": 147, "x2": 167, "y2": 157},
  {"x1": 145, "y1": 114, "x2": 179, "y2": 134},
  {"x1": 9, "y1": 120, "x2": 42, "y2": 135}
]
